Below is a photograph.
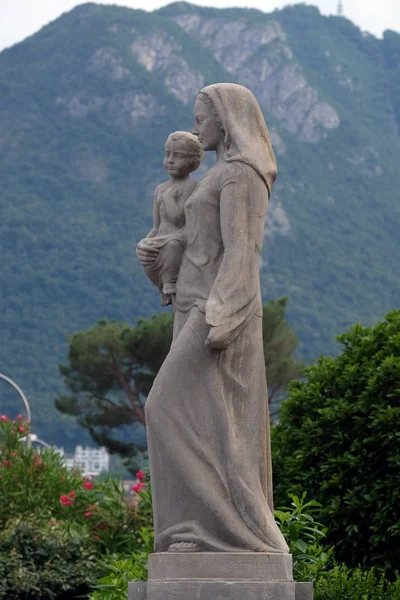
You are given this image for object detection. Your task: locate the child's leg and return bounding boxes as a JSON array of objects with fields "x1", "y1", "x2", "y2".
[{"x1": 160, "y1": 239, "x2": 184, "y2": 295}]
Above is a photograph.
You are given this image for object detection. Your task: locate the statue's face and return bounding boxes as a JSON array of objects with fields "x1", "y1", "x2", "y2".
[
  {"x1": 164, "y1": 139, "x2": 191, "y2": 178},
  {"x1": 192, "y1": 98, "x2": 223, "y2": 151}
]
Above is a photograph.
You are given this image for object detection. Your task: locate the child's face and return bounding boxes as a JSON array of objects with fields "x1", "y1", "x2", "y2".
[{"x1": 164, "y1": 139, "x2": 192, "y2": 178}]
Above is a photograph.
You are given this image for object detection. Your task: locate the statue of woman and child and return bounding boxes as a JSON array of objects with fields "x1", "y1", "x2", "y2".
[{"x1": 136, "y1": 83, "x2": 289, "y2": 556}]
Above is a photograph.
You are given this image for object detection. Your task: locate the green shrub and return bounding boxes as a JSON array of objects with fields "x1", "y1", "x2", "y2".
[
  {"x1": 0, "y1": 415, "x2": 152, "y2": 599},
  {"x1": 275, "y1": 493, "x2": 333, "y2": 582},
  {"x1": 315, "y1": 566, "x2": 400, "y2": 600},
  {"x1": 272, "y1": 310, "x2": 400, "y2": 574},
  {"x1": 0, "y1": 517, "x2": 99, "y2": 600},
  {"x1": 0, "y1": 414, "x2": 93, "y2": 522},
  {"x1": 88, "y1": 557, "x2": 144, "y2": 600},
  {"x1": 89, "y1": 528, "x2": 154, "y2": 600}
]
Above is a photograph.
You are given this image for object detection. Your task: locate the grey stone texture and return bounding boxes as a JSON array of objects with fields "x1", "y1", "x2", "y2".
[
  {"x1": 128, "y1": 581, "x2": 146, "y2": 600},
  {"x1": 135, "y1": 83, "x2": 314, "y2": 599},
  {"x1": 129, "y1": 553, "x2": 313, "y2": 599},
  {"x1": 141, "y1": 131, "x2": 203, "y2": 306},
  {"x1": 129, "y1": 581, "x2": 313, "y2": 600},
  {"x1": 137, "y1": 83, "x2": 287, "y2": 555},
  {"x1": 171, "y1": 14, "x2": 340, "y2": 142},
  {"x1": 145, "y1": 580, "x2": 296, "y2": 599},
  {"x1": 148, "y1": 552, "x2": 293, "y2": 581},
  {"x1": 295, "y1": 582, "x2": 314, "y2": 600}
]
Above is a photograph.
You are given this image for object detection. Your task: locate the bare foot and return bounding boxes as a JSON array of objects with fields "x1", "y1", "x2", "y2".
[{"x1": 168, "y1": 542, "x2": 201, "y2": 552}]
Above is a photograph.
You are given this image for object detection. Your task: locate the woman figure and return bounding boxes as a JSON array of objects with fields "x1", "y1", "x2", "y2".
[{"x1": 137, "y1": 83, "x2": 289, "y2": 554}]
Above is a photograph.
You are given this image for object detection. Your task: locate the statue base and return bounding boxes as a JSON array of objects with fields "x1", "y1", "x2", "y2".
[{"x1": 128, "y1": 553, "x2": 313, "y2": 600}]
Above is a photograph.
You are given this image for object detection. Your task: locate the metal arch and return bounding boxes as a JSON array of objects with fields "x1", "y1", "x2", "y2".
[
  {"x1": 31, "y1": 434, "x2": 51, "y2": 449},
  {"x1": 0, "y1": 372, "x2": 32, "y2": 422},
  {"x1": 0, "y1": 373, "x2": 32, "y2": 446}
]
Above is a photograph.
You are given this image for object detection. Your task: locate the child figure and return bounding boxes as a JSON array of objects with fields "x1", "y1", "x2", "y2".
[{"x1": 144, "y1": 131, "x2": 203, "y2": 305}]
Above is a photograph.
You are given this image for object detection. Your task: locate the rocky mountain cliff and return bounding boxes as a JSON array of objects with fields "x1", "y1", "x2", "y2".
[{"x1": 0, "y1": 2, "x2": 399, "y2": 445}]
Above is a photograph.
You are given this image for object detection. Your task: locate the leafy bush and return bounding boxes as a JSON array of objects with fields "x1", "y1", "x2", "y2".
[
  {"x1": 88, "y1": 557, "x2": 146, "y2": 600},
  {"x1": 0, "y1": 518, "x2": 99, "y2": 600},
  {"x1": 315, "y1": 566, "x2": 400, "y2": 600},
  {"x1": 275, "y1": 493, "x2": 333, "y2": 582},
  {"x1": 89, "y1": 528, "x2": 154, "y2": 600},
  {"x1": 272, "y1": 310, "x2": 400, "y2": 574},
  {"x1": 0, "y1": 415, "x2": 152, "y2": 599},
  {"x1": 0, "y1": 414, "x2": 94, "y2": 522}
]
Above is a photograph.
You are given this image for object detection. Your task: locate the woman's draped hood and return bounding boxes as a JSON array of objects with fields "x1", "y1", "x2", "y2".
[{"x1": 199, "y1": 83, "x2": 277, "y2": 196}]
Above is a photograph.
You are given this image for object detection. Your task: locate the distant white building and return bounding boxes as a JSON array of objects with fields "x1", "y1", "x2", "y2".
[{"x1": 55, "y1": 445, "x2": 110, "y2": 477}]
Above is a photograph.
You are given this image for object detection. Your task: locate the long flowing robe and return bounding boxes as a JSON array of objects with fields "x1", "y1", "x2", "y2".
[{"x1": 144, "y1": 84, "x2": 289, "y2": 554}]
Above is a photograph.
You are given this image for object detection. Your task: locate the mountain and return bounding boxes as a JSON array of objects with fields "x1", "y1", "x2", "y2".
[{"x1": 0, "y1": 2, "x2": 399, "y2": 446}]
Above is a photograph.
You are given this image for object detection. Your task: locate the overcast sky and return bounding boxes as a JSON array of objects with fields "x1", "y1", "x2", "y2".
[{"x1": 1, "y1": 0, "x2": 399, "y2": 52}]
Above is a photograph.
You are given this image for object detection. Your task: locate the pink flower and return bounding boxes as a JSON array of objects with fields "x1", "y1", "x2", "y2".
[
  {"x1": 136, "y1": 469, "x2": 145, "y2": 482},
  {"x1": 60, "y1": 491, "x2": 76, "y2": 506},
  {"x1": 0, "y1": 415, "x2": 8, "y2": 421},
  {"x1": 18, "y1": 426, "x2": 28, "y2": 434},
  {"x1": 33, "y1": 455, "x2": 44, "y2": 469},
  {"x1": 16, "y1": 414, "x2": 23, "y2": 421},
  {"x1": 93, "y1": 534, "x2": 100, "y2": 541},
  {"x1": 131, "y1": 482, "x2": 145, "y2": 494},
  {"x1": 82, "y1": 480, "x2": 94, "y2": 490},
  {"x1": 84, "y1": 511, "x2": 93, "y2": 518},
  {"x1": 88, "y1": 504, "x2": 99, "y2": 510}
]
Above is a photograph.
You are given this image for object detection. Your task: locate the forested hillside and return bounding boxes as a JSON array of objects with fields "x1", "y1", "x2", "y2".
[{"x1": 0, "y1": 2, "x2": 399, "y2": 446}]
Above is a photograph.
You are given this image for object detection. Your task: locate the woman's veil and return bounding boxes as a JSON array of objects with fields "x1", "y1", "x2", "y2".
[{"x1": 199, "y1": 83, "x2": 277, "y2": 197}]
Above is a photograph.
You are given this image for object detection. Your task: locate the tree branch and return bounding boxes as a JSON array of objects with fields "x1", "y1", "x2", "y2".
[{"x1": 110, "y1": 351, "x2": 145, "y2": 425}]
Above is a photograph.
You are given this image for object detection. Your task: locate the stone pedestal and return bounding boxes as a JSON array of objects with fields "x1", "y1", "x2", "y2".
[{"x1": 128, "y1": 553, "x2": 313, "y2": 600}]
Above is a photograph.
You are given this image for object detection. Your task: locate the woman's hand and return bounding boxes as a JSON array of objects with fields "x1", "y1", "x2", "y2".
[
  {"x1": 205, "y1": 325, "x2": 230, "y2": 350},
  {"x1": 136, "y1": 239, "x2": 159, "y2": 267}
]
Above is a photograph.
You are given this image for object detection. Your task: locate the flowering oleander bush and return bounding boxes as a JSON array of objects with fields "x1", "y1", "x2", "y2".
[
  {"x1": 0, "y1": 414, "x2": 152, "y2": 599},
  {"x1": 0, "y1": 414, "x2": 82, "y2": 522}
]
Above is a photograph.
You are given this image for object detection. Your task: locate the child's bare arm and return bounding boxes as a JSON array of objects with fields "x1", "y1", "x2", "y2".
[{"x1": 147, "y1": 187, "x2": 161, "y2": 238}]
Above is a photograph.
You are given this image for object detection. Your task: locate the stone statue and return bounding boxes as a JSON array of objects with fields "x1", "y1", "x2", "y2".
[
  {"x1": 141, "y1": 131, "x2": 203, "y2": 306},
  {"x1": 137, "y1": 82, "x2": 289, "y2": 556},
  {"x1": 134, "y1": 82, "x2": 313, "y2": 600}
]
